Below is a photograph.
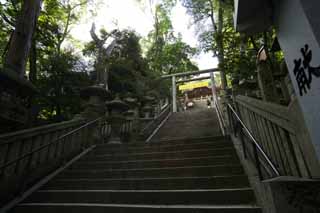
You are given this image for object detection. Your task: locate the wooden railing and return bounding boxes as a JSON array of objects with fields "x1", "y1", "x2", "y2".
[
  {"x1": 231, "y1": 95, "x2": 312, "y2": 179},
  {"x1": 0, "y1": 117, "x2": 105, "y2": 205}
]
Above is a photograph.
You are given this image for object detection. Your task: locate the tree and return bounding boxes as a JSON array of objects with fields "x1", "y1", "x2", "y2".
[
  {"x1": 28, "y1": 0, "x2": 96, "y2": 121},
  {"x1": 182, "y1": 0, "x2": 230, "y2": 90},
  {"x1": 143, "y1": 2, "x2": 198, "y2": 75},
  {"x1": 3, "y1": 0, "x2": 42, "y2": 77},
  {"x1": 84, "y1": 28, "x2": 151, "y2": 97},
  {"x1": 36, "y1": 50, "x2": 92, "y2": 121},
  {"x1": 0, "y1": 1, "x2": 16, "y2": 67},
  {"x1": 150, "y1": 35, "x2": 198, "y2": 75},
  {"x1": 28, "y1": 0, "x2": 91, "y2": 82}
]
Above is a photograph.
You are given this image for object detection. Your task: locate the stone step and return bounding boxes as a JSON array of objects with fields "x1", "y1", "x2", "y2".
[
  {"x1": 12, "y1": 203, "x2": 262, "y2": 213},
  {"x1": 82, "y1": 148, "x2": 237, "y2": 162},
  {"x1": 24, "y1": 188, "x2": 256, "y2": 205},
  {"x1": 44, "y1": 175, "x2": 250, "y2": 190},
  {"x1": 97, "y1": 136, "x2": 230, "y2": 150},
  {"x1": 93, "y1": 139, "x2": 233, "y2": 154},
  {"x1": 149, "y1": 136, "x2": 228, "y2": 144},
  {"x1": 60, "y1": 165, "x2": 244, "y2": 179},
  {"x1": 7, "y1": 109, "x2": 262, "y2": 213},
  {"x1": 70, "y1": 155, "x2": 240, "y2": 170},
  {"x1": 153, "y1": 134, "x2": 222, "y2": 142}
]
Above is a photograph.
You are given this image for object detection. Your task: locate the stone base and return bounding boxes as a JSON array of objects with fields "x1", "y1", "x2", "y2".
[{"x1": 262, "y1": 177, "x2": 320, "y2": 213}]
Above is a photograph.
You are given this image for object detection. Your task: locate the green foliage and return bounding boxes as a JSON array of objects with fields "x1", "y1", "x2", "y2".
[
  {"x1": 0, "y1": 0, "x2": 22, "y2": 66},
  {"x1": 0, "y1": 0, "x2": 200, "y2": 125},
  {"x1": 153, "y1": 36, "x2": 198, "y2": 74},
  {"x1": 143, "y1": 1, "x2": 198, "y2": 75},
  {"x1": 108, "y1": 30, "x2": 149, "y2": 96},
  {"x1": 0, "y1": 0, "x2": 93, "y2": 123},
  {"x1": 182, "y1": 0, "x2": 280, "y2": 84},
  {"x1": 36, "y1": 51, "x2": 92, "y2": 121},
  {"x1": 84, "y1": 28, "x2": 155, "y2": 98},
  {"x1": 30, "y1": 0, "x2": 93, "y2": 122}
]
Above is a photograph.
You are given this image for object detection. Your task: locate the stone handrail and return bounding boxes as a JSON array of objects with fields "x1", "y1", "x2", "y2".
[
  {"x1": 0, "y1": 119, "x2": 85, "y2": 142},
  {"x1": 100, "y1": 118, "x2": 133, "y2": 143},
  {"x1": 0, "y1": 117, "x2": 103, "y2": 206},
  {"x1": 234, "y1": 95, "x2": 316, "y2": 178}
]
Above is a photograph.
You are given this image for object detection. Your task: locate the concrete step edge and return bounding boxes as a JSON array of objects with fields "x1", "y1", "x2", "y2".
[
  {"x1": 95, "y1": 140, "x2": 232, "y2": 151},
  {"x1": 65, "y1": 164, "x2": 243, "y2": 173},
  {"x1": 151, "y1": 135, "x2": 230, "y2": 143},
  {"x1": 54, "y1": 175, "x2": 249, "y2": 182},
  {"x1": 38, "y1": 188, "x2": 254, "y2": 193},
  {"x1": 18, "y1": 203, "x2": 261, "y2": 209},
  {"x1": 88, "y1": 147, "x2": 235, "y2": 158},
  {"x1": 99, "y1": 136, "x2": 230, "y2": 147},
  {"x1": 74, "y1": 155, "x2": 237, "y2": 165}
]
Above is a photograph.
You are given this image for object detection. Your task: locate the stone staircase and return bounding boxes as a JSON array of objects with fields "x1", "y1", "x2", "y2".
[{"x1": 10, "y1": 109, "x2": 262, "y2": 213}]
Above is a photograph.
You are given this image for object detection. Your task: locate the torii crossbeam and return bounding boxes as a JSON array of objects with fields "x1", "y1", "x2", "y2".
[{"x1": 161, "y1": 68, "x2": 219, "y2": 112}]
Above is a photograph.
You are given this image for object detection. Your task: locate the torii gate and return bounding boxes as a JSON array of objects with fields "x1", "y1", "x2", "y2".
[{"x1": 161, "y1": 68, "x2": 220, "y2": 112}]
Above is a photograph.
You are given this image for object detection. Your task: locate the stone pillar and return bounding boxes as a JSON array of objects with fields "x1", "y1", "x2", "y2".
[
  {"x1": 256, "y1": 59, "x2": 278, "y2": 103},
  {"x1": 273, "y1": 0, "x2": 320, "y2": 176},
  {"x1": 279, "y1": 61, "x2": 291, "y2": 104}
]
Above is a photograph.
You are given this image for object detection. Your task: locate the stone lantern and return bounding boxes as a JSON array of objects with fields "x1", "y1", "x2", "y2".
[
  {"x1": 0, "y1": 69, "x2": 37, "y2": 133},
  {"x1": 149, "y1": 91, "x2": 160, "y2": 117},
  {"x1": 124, "y1": 96, "x2": 140, "y2": 120},
  {"x1": 151, "y1": 98, "x2": 160, "y2": 118},
  {"x1": 76, "y1": 85, "x2": 111, "y2": 144},
  {"x1": 141, "y1": 105, "x2": 153, "y2": 119},
  {"x1": 141, "y1": 95, "x2": 156, "y2": 119},
  {"x1": 106, "y1": 95, "x2": 129, "y2": 144},
  {"x1": 79, "y1": 85, "x2": 111, "y2": 120}
]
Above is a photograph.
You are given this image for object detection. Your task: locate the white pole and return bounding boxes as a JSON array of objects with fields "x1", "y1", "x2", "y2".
[
  {"x1": 172, "y1": 76, "x2": 177, "y2": 112},
  {"x1": 210, "y1": 72, "x2": 217, "y2": 105}
]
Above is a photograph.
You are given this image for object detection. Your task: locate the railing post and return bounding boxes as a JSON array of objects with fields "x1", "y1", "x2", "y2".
[
  {"x1": 98, "y1": 119, "x2": 104, "y2": 144},
  {"x1": 14, "y1": 140, "x2": 25, "y2": 174},
  {"x1": 227, "y1": 106, "x2": 234, "y2": 134},
  {"x1": 239, "y1": 127, "x2": 247, "y2": 159},
  {"x1": 253, "y1": 143, "x2": 263, "y2": 180}
]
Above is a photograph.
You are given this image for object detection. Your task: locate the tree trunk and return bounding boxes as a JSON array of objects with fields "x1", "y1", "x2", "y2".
[
  {"x1": 29, "y1": 38, "x2": 37, "y2": 83},
  {"x1": 4, "y1": 0, "x2": 42, "y2": 77},
  {"x1": 217, "y1": 4, "x2": 228, "y2": 90}
]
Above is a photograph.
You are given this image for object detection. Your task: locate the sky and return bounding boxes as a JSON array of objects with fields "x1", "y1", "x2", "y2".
[{"x1": 71, "y1": 0, "x2": 218, "y2": 70}]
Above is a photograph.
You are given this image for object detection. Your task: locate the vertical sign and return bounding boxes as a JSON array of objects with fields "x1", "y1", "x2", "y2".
[{"x1": 274, "y1": 0, "x2": 320, "y2": 172}]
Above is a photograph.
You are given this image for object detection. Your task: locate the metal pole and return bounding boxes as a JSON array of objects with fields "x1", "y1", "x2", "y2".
[{"x1": 172, "y1": 76, "x2": 177, "y2": 112}]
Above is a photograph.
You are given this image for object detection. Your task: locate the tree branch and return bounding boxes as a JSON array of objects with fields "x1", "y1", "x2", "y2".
[
  {"x1": 208, "y1": 0, "x2": 217, "y2": 31},
  {"x1": 1, "y1": 13, "x2": 15, "y2": 27}
]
